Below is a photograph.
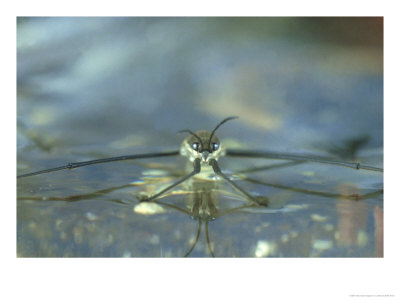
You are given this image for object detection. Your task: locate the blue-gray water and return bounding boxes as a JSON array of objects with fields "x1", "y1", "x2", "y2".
[{"x1": 17, "y1": 17, "x2": 383, "y2": 257}]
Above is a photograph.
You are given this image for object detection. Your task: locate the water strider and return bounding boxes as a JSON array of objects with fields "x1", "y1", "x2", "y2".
[
  {"x1": 17, "y1": 116, "x2": 383, "y2": 207},
  {"x1": 17, "y1": 116, "x2": 384, "y2": 257}
]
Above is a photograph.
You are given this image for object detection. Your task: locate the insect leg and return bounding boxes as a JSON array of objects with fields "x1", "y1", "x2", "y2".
[
  {"x1": 226, "y1": 149, "x2": 383, "y2": 172},
  {"x1": 17, "y1": 150, "x2": 180, "y2": 178},
  {"x1": 208, "y1": 159, "x2": 267, "y2": 206},
  {"x1": 184, "y1": 219, "x2": 202, "y2": 257},
  {"x1": 205, "y1": 221, "x2": 215, "y2": 257},
  {"x1": 140, "y1": 158, "x2": 201, "y2": 202}
]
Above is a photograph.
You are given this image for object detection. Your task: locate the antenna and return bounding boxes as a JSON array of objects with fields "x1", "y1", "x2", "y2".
[
  {"x1": 178, "y1": 129, "x2": 204, "y2": 150},
  {"x1": 208, "y1": 116, "x2": 238, "y2": 151}
]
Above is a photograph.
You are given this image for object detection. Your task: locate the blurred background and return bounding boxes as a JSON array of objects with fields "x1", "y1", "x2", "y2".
[{"x1": 17, "y1": 17, "x2": 383, "y2": 257}]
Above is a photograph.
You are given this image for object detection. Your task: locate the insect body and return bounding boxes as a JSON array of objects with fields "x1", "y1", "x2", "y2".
[{"x1": 17, "y1": 116, "x2": 383, "y2": 207}]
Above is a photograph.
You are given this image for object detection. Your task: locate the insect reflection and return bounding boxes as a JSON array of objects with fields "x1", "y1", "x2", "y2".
[{"x1": 18, "y1": 160, "x2": 382, "y2": 257}]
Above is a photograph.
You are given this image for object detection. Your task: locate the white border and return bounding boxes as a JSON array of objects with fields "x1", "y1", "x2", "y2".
[{"x1": 3, "y1": 1, "x2": 399, "y2": 299}]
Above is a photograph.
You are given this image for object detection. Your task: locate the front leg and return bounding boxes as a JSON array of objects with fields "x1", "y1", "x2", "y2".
[
  {"x1": 140, "y1": 158, "x2": 201, "y2": 202},
  {"x1": 208, "y1": 159, "x2": 268, "y2": 207}
]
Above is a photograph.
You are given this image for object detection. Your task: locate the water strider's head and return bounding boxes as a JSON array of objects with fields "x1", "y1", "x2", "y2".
[
  {"x1": 179, "y1": 116, "x2": 238, "y2": 164},
  {"x1": 180, "y1": 130, "x2": 222, "y2": 163}
]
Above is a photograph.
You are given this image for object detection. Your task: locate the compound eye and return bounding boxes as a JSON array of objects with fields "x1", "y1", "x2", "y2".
[
  {"x1": 192, "y1": 142, "x2": 200, "y2": 151},
  {"x1": 212, "y1": 143, "x2": 219, "y2": 151}
]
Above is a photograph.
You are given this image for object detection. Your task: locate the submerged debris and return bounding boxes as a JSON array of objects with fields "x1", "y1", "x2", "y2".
[
  {"x1": 85, "y1": 212, "x2": 99, "y2": 221},
  {"x1": 312, "y1": 239, "x2": 333, "y2": 251},
  {"x1": 133, "y1": 202, "x2": 165, "y2": 215},
  {"x1": 310, "y1": 214, "x2": 328, "y2": 222},
  {"x1": 254, "y1": 240, "x2": 276, "y2": 257}
]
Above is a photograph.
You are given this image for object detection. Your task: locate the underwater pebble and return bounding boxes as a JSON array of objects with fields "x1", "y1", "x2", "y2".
[
  {"x1": 133, "y1": 202, "x2": 165, "y2": 215},
  {"x1": 188, "y1": 235, "x2": 197, "y2": 245},
  {"x1": 254, "y1": 240, "x2": 275, "y2": 257},
  {"x1": 149, "y1": 234, "x2": 160, "y2": 245},
  {"x1": 312, "y1": 239, "x2": 333, "y2": 250},
  {"x1": 188, "y1": 235, "x2": 204, "y2": 251},
  {"x1": 281, "y1": 234, "x2": 290, "y2": 243},
  {"x1": 85, "y1": 212, "x2": 99, "y2": 221},
  {"x1": 55, "y1": 219, "x2": 63, "y2": 230},
  {"x1": 311, "y1": 214, "x2": 328, "y2": 222}
]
